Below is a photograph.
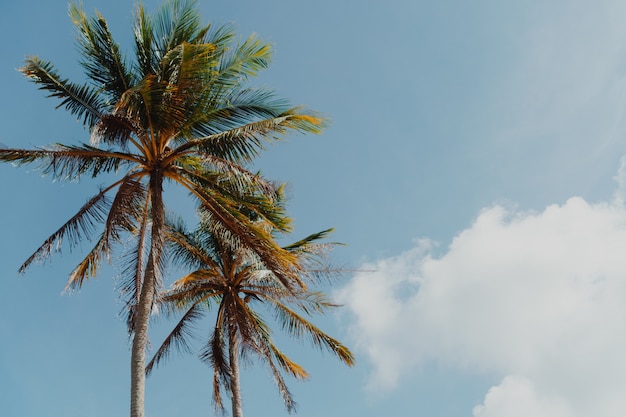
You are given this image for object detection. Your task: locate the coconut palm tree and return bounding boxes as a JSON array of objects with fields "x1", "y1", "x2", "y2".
[
  {"x1": 0, "y1": 2, "x2": 323, "y2": 416},
  {"x1": 146, "y1": 214, "x2": 354, "y2": 417}
]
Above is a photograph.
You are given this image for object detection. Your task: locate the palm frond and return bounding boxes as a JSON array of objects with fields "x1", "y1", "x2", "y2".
[
  {"x1": 0, "y1": 145, "x2": 138, "y2": 181},
  {"x1": 202, "y1": 89, "x2": 290, "y2": 132},
  {"x1": 19, "y1": 185, "x2": 116, "y2": 273},
  {"x1": 283, "y1": 228, "x2": 335, "y2": 252},
  {"x1": 132, "y1": 2, "x2": 157, "y2": 77},
  {"x1": 212, "y1": 33, "x2": 272, "y2": 92},
  {"x1": 146, "y1": 302, "x2": 203, "y2": 375},
  {"x1": 175, "y1": 164, "x2": 291, "y2": 234},
  {"x1": 264, "y1": 351, "x2": 298, "y2": 414},
  {"x1": 246, "y1": 309, "x2": 303, "y2": 413},
  {"x1": 108, "y1": 177, "x2": 148, "y2": 236},
  {"x1": 118, "y1": 198, "x2": 151, "y2": 334},
  {"x1": 65, "y1": 233, "x2": 109, "y2": 291},
  {"x1": 194, "y1": 21, "x2": 235, "y2": 47},
  {"x1": 178, "y1": 155, "x2": 277, "y2": 199},
  {"x1": 199, "y1": 309, "x2": 231, "y2": 410},
  {"x1": 271, "y1": 301, "x2": 355, "y2": 366},
  {"x1": 172, "y1": 172, "x2": 302, "y2": 288},
  {"x1": 19, "y1": 57, "x2": 105, "y2": 128},
  {"x1": 64, "y1": 178, "x2": 150, "y2": 292},
  {"x1": 91, "y1": 113, "x2": 140, "y2": 148},
  {"x1": 67, "y1": 177, "x2": 145, "y2": 301},
  {"x1": 186, "y1": 112, "x2": 325, "y2": 164},
  {"x1": 166, "y1": 220, "x2": 221, "y2": 271},
  {"x1": 152, "y1": 0, "x2": 203, "y2": 62},
  {"x1": 69, "y1": 2, "x2": 131, "y2": 103},
  {"x1": 157, "y1": 41, "x2": 218, "y2": 136}
]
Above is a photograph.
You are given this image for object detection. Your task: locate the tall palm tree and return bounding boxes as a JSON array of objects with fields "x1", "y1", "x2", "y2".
[
  {"x1": 146, "y1": 215, "x2": 354, "y2": 417},
  {"x1": 0, "y1": 2, "x2": 323, "y2": 416}
]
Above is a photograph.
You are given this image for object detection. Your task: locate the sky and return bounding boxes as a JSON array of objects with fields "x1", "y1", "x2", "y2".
[{"x1": 3, "y1": 1, "x2": 626, "y2": 416}]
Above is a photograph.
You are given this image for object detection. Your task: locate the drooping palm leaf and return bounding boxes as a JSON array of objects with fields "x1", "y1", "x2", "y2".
[
  {"x1": 270, "y1": 299, "x2": 355, "y2": 365},
  {"x1": 145, "y1": 301, "x2": 203, "y2": 375},
  {"x1": 67, "y1": 177, "x2": 147, "y2": 290},
  {"x1": 19, "y1": 185, "x2": 116, "y2": 273}
]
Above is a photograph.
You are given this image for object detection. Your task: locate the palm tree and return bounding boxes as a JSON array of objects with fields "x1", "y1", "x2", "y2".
[
  {"x1": 146, "y1": 215, "x2": 354, "y2": 417},
  {"x1": 0, "y1": 2, "x2": 323, "y2": 416}
]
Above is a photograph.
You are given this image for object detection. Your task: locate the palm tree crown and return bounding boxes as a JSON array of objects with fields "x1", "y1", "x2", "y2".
[
  {"x1": 147, "y1": 215, "x2": 355, "y2": 416},
  {"x1": 0, "y1": 2, "x2": 324, "y2": 416}
]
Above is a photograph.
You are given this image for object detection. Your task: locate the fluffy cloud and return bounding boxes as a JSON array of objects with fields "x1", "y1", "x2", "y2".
[
  {"x1": 337, "y1": 180, "x2": 626, "y2": 416},
  {"x1": 472, "y1": 376, "x2": 572, "y2": 417}
]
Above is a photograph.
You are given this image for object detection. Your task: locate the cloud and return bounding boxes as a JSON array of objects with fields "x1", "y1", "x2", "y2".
[
  {"x1": 472, "y1": 376, "x2": 572, "y2": 417},
  {"x1": 337, "y1": 173, "x2": 626, "y2": 415}
]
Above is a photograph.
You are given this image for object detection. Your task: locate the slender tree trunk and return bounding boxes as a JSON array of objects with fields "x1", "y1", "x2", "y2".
[
  {"x1": 131, "y1": 173, "x2": 165, "y2": 417},
  {"x1": 229, "y1": 324, "x2": 244, "y2": 417}
]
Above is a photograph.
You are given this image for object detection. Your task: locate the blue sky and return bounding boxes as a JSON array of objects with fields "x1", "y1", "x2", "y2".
[{"x1": 3, "y1": 1, "x2": 626, "y2": 416}]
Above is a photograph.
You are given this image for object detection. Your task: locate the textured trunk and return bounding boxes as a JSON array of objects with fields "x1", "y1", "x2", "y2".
[
  {"x1": 130, "y1": 172, "x2": 165, "y2": 417},
  {"x1": 229, "y1": 324, "x2": 244, "y2": 417}
]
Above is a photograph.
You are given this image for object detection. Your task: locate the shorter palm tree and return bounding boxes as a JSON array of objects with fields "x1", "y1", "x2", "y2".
[{"x1": 147, "y1": 213, "x2": 354, "y2": 416}]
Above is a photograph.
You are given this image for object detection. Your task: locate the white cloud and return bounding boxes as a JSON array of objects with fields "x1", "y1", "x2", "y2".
[
  {"x1": 337, "y1": 183, "x2": 626, "y2": 415},
  {"x1": 472, "y1": 376, "x2": 572, "y2": 417}
]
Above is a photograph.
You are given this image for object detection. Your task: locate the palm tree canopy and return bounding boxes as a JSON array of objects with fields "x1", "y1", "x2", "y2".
[
  {"x1": 147, "y1": 218, "x2": 354, "y2": 413},
  {"x1": 1, "y1": 2, "x2": 327, "y2": 417},
  {"x1": 1, "y1": 0, "x2": 325, "y2": 293}
]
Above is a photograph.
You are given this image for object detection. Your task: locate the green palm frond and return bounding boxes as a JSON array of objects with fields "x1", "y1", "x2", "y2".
[
  {"x1": 283, "y1": 228, "x2": 335, "y2": 252},
  {"x1": 271, "y1": 300, "x2": 355, "y2": 366},
  {"x1": 212, "y1": 33, "x2": 272, "y2": 92},
  {"x1": 19, "y1": 57, "x2": 105, "y2": 128},
  {"x1": 282, "y1": 228, "x2": 346, "y2": 281},
  {"x1": 195, "y1": 215, "x2": 300, "y2": 291},
  {"x1": 152, "y1": 0, "x2": 205, "y2": 61},
  {"x1": 192, "y1": 112, "x2": 325, "y2": 163},
  {"x1": 172, "y1": 173, "x2": 300, "y2": 282},
  {"x1": 69, "y1": 2, "x2": 132, "y2": 102},
  {"x1": 190, "y1": 88, "x2": 290, "y2": 137},
  {"x1": 157, "y1": 42, "x2": 219, "y2": 136},
  {"x1": 178, "y1": 155, "x2": 278, "y2": 202},
  {"x1": 196, "y1": 20, "x2": 235, "y2": 48},
  {"x1": 132, "y1": 3, "x2": 154, "y2": 77},
  {"x1": 117, "y1": 75, "x2": 182, "y2": 142},
  {"x1": 181, "y1": 169, "x2": 290, "y2": 234},
  {"x1": 161, "y1": 41, "x2": 216, "y2": 87}
]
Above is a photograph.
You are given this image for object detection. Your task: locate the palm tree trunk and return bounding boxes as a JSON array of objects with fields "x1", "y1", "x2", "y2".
[
  {"x1": 131, "y1": 173, "x2": 165, "y2": 417},
  {"x1": 229, "y1": 324, "x2": 244, "y2": 417}
]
